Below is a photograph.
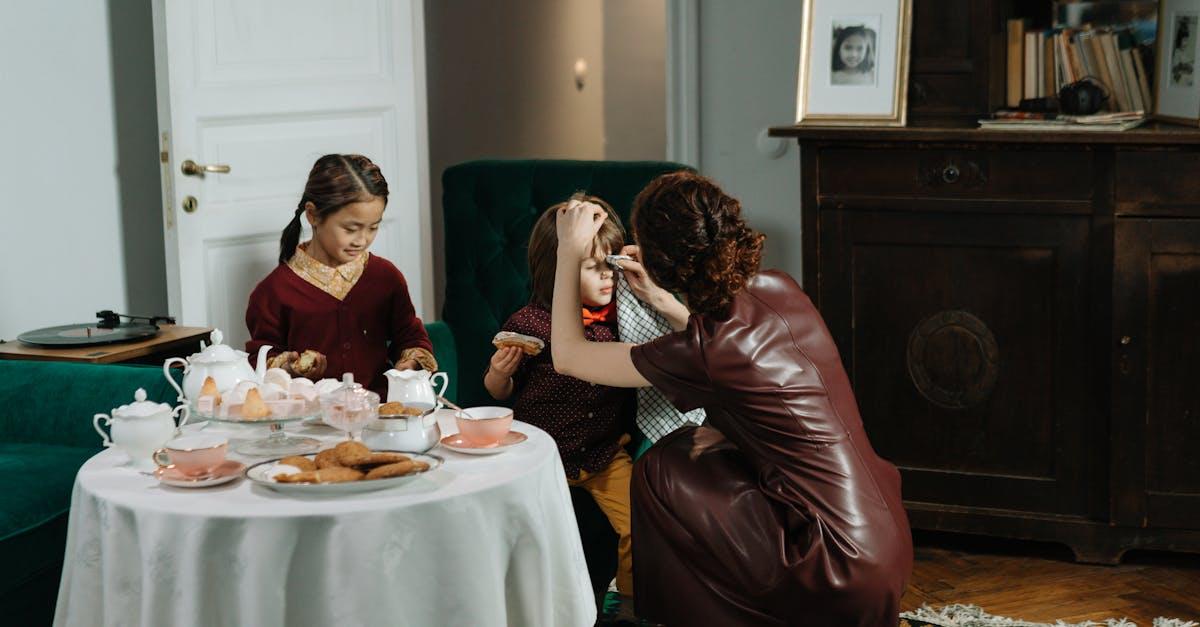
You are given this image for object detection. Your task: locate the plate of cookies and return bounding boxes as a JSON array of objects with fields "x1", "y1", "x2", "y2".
[{"x1": 244, "y1": 441, "x2": 441, "y2": 495}]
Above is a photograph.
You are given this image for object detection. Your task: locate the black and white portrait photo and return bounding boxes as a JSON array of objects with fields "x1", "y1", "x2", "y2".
[
  {"x1": 1171, "y1": 13, "x2": 1198, "y2": 86},
  {"x1": 796, "y1": 0, "x2": 911, "y2": 126},
  {"x1": 830, "y1": 18, "x2": 879, "y2": 86}
]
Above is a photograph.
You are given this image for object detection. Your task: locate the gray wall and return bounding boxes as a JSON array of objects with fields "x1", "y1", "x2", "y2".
[
  {"x1": 604, "y1": 0, "x2": 667, "y2": 160},
  {"x1": 0, "y1": 0, "x2": 165, "y2": 340},
  {"x1": 425, "y1": 0, "x2": 606, "y2": 316},
  {"x1": 697, "y1": 0, "x2": 803, "y2": 281},
  {"x1": 424, "y1": 0, "x2": 666, "y2": 315}
]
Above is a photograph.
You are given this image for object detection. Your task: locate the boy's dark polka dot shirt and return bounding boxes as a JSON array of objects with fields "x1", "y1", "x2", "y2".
[{"x1": 500, "y1": 303, "x2": 633, "y2": 479}]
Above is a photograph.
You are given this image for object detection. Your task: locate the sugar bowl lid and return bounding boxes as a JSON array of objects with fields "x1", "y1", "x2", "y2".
[
  {"x1": 189, "y1": 328, "x2": 246, "y2": 364},
  {"x1": 113, "y1": 388, "x2": 172, "y2": 419}
]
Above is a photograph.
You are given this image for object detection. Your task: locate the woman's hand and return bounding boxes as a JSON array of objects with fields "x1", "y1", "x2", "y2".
[
  {"x1": 612, "y1": 245, "x2": 690, "y2": 331},
  {"x1": 611, "y1": 245, "x2": 669, "y2": 308},
  {"x1": 555, "y1": 199, "x2": 607, "y2": 261}
]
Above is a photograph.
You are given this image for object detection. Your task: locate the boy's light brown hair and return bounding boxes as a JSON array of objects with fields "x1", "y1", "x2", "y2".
[{"x1": 527, "y1": 193, "x2": 625, "y2": 309}]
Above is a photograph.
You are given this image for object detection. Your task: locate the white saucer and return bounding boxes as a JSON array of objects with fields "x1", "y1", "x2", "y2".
[{"x1": 439, "y1": 431, "x2": 528, "y2": 455}]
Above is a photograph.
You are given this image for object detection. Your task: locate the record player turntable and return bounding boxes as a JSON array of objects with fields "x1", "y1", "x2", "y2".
[{"x1": 17, "y1": 311, "x2": 176, "y2": 348}]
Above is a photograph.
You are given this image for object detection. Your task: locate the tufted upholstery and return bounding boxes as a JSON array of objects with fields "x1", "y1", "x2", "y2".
[{"x1": 441, "y1": 159, "x2": 692, "y2": 407}]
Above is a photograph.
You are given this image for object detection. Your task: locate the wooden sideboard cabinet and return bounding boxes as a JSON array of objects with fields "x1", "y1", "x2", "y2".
[{"x1": 770, "y1": 124, "x2": 1200, "y2": 563}]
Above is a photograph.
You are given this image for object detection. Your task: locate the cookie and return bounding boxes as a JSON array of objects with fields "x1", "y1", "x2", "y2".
[
  {"x1": 332, "y1": 440, "x2": 372, "y2": 466},
  {"x1": 279, "y1": 455, "x2": 317, "y2": 472},
  {"x1": 364, "y1": 460, "x2": 421, "y2": 480},
  {"x1": 354, "y1": 452, "x2": 412, "y2": 468},
  {"x1": 315, "y1": 448, "x2": 344, "y2": 469}
]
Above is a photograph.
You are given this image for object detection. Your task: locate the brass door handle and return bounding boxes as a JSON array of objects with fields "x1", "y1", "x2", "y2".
[{"x1": 180, "y1": 159, "x2": 231, "y2": 177}]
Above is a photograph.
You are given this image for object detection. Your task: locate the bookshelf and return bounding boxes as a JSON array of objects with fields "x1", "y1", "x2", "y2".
[{"x1": 772, "y1": 0, "x2": 1200, "y2": 563}]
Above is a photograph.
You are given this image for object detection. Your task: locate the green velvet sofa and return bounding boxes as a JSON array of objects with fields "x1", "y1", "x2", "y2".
[
  {"x1": 0, "y1": 321, "x2": 455, "y2": 625},
  {"x1": 438, "y1": 159, "x2": 692, "y2": 602},
  {"x1": 0, "y1": 360, "x2": 185, "y2": 625}
]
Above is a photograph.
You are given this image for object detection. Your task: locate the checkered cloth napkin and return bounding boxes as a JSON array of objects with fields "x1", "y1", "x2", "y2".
[{"x1": 613, "y1": 268, "x2": 706, "y2": 442}]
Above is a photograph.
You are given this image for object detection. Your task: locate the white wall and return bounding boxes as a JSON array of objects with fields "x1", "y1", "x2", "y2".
[
  {"x1": 695, "y1": 0, "x2": 804, "y2": 280},
  {"x1": 0, "y1": 0, "x2": 165, "y2": 340}
]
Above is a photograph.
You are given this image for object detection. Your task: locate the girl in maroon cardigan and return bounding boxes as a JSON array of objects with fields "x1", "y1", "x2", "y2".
[{"x1": 245, "y1": 154, "x2": 434, "y2": 395}]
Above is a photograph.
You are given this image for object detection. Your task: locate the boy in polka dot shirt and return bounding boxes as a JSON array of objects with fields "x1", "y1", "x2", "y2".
[{"x1": 484, "y1": 194, "x2": 636, "y2": 604}]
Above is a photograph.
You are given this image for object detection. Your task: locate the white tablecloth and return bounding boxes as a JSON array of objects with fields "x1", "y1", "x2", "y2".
[{"x1": 54, "y1": 412, "x2": 596, "y2": 627}]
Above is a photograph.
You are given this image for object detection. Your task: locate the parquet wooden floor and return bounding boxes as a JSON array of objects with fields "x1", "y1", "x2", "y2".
[{"x1": 901, "y1": 532, "x2": 1200, "y2": 625}]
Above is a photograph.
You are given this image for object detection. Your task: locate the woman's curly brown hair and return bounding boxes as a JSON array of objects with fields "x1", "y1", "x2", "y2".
[{"x1": 631, "y1": 172, "x2": 765, "y2": 317}]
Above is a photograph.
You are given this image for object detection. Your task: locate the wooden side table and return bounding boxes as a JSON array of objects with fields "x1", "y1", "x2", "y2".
[{"x1": 0, "y1": 325, "x2": 212, "y2": 365}]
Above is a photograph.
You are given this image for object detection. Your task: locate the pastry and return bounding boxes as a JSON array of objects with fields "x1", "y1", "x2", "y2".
[
  {"x1": 279, "y1": 455, "x2": 317, "y2": 472},
  {"x1": 292, "y1": 350, "x2": 327, "y2": 379},
  {"x1": 263, "y1": 367, "x2": 292, "y2": 391},
  {"x1": 199, "y1": 376, "x2": 222, "y2": 405},
  {"x1": 492, "y1": 331, "x2": 545, "y2": 356},
  {"x1": 267, "y1": 351, "x2": 300, "y2": 373},
  {"x1": 332, "y1": 440, "x2": 372, "y2": 466},
  {"x1": 379, "y1": 401, "x2": 424, "y2": 416},
  {"x1": 241, "y1": 388, "x2": 271, "y2": 419}
]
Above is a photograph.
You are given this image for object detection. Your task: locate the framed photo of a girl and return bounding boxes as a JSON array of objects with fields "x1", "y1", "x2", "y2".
[
  {"x1": 796, "y1": 0, "x2": 912, "y2": 126},
  {"x1": 1155, "y1": 0, "x2": 1200, "y2": 124}
]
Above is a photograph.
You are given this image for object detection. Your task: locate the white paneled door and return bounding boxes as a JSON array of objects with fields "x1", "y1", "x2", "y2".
[{"x1": 152, "y1": 0, "x2": 432, "y2": 350}]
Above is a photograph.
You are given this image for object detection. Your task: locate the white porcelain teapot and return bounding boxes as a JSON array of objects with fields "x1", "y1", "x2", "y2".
[
  {"x1": 93, "y1": 388, "x2": 188, "y2": 470},
  {"x1": 163, "y1": 329, "x2": 271, "y2": 402},
  {"x1": 383, "y1": 369, "x2": 450, "y2": 411}
]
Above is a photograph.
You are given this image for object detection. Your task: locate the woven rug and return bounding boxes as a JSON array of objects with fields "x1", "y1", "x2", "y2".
[{"x1": 900, "y1": 604, "x2": 1198, "y2": 627}]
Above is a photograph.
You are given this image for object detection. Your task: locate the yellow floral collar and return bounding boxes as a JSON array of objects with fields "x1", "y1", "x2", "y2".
[{"x1": 287, "y1": 241, "x2": 368, "y2": 300}]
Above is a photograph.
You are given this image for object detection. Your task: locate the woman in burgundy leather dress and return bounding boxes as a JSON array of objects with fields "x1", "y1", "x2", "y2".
[{"x1": 548, "y1": 172, "x2": 912, "y2": 626}]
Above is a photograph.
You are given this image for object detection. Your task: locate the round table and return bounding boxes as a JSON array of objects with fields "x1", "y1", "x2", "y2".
[{"x1": 53, "y1": 411, "x2": 596, "y2": 627}]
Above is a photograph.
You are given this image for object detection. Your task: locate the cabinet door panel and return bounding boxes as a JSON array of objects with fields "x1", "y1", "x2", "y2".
[
  {"x1": 1114, "y1": 220, "x2": 1200, "y2": 530},
  {"x1": 820, "y1": 210, "x2": 1094, "y2": 516}
]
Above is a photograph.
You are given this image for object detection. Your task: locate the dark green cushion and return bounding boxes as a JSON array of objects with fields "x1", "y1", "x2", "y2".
[
  {"x1": 441, "y1": 159, "x2": 692, "y2": 406},
  {"x1": 0, "y1": 443, "x2": 95, "y2": 543},
  {"x1": 424, "y1": 320, "x2": 457, "y2": 402},
  {"x1": 0, "y1": 360, "x2": 182, "y2": 448}
]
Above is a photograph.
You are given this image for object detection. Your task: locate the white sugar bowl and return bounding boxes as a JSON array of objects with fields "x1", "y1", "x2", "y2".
[
  {"x1": 361, "y1": 408, "x2": 441, "y2": 453},
  {"x1": 93, "y1": 388, "x2": 188, "y2": 470}
]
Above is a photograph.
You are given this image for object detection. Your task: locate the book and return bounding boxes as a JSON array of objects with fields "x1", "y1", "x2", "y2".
[
  {"x1": 1132, "y1": 46, "x2": 1153, "y2": 112},
  {"x1": 1083, "y1": 30, "x2": 1118, "y2": 110},
  {"x1": 1045, "y1": 31, "x2": 1057, "y2": 96},
  {"x1": 1007, "y1": 19, "x2": 1028, "y2": 107},
  {"x1": 1100, "y1": 31, "x2": 1131, "y2": 111},
  {"x1": 977, "y1": 111, "x2": 1146, "y2": 131},
  {"x1": 1026, "y1": 31, "x2": 1040, "y2": 99}
]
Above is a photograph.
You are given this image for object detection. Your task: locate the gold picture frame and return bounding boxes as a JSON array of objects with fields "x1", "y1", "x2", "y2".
[
  {"x1": 1154, "y1": 0, "x2": 1200, "y2": 125},
  {"x1": 795, "y1": 0, "x2": 912, "y2": 127}
]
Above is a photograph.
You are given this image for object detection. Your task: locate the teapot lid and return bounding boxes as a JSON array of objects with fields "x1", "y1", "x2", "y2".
[
  {"x1": 190, "y1": 329, "x2": 247, "y2": 364},
  {"x1": 113, "y1": 388, "x2": 172, "y2": 419}
]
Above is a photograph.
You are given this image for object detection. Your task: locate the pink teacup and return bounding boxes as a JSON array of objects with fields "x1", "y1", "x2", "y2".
[
  {"x1": 455, "y1": 406, "x2": 514, "y2": 447},
  {"x1": 153, "y1": 434, "x2": 229, "y2": 477}
]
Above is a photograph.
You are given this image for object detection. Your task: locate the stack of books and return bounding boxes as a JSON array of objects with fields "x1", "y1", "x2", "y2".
[
  {"x1": 978, "y1": 110, "x2": 1147, "y2": 132},
  {"x1": 1006, "y1": 20, "x2": 1153, "y2": 114}
]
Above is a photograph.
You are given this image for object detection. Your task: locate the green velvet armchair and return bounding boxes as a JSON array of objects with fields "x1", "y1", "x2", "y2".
[{"x1": 440, "y1": 159, "x2": 691, "y2": 408}]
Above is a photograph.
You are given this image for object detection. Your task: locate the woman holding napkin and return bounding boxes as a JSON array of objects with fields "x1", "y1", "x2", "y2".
[{"x1": 548, "y1": 172, "x2": 912, "y2": 626}]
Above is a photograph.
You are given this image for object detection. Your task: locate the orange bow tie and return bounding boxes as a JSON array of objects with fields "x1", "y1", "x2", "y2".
[{"x1": 582, "y1": 301, "x2": 616, "y2": 327}]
